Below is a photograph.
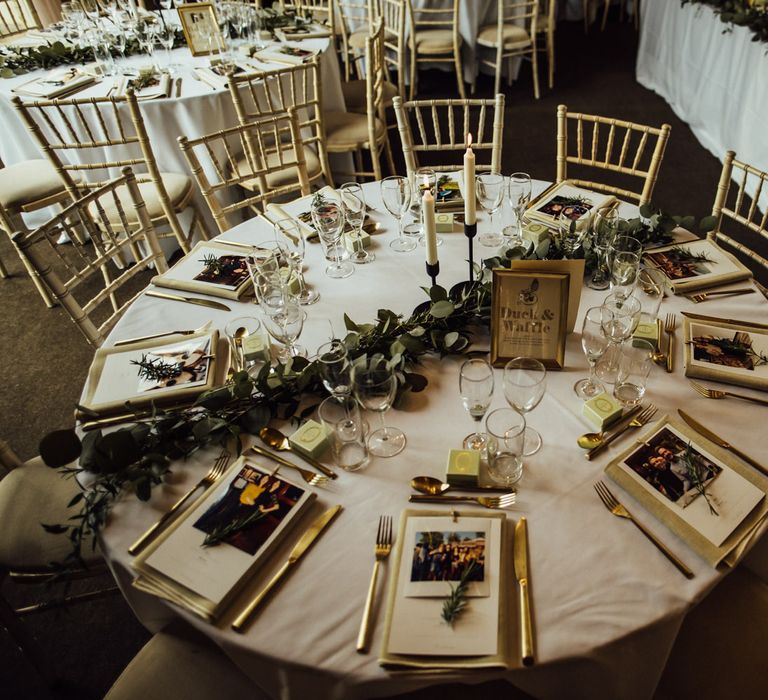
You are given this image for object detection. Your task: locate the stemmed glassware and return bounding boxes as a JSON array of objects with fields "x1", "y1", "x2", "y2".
[
  {"x1": 381, "y1": 176, "x2": 415, "y2": 253},
  {"x1": 596, "y1": 292, "x2": 642, "y2": 384},
  {"x1": 459, "y1": 358, "x2": 495, "y2": 450},
  {"x1": 503, "y1": 357, "x2": 547, "y2": 456},
  {"x1": 507, "y1": 172, "x2": 532, "y2": 246},
  {"x1": 340, "y1": 182, "x2": 374, "y2": 264},
  {"x1": 275, "y1": 218, "x2": 319, "y2": 305},
  {"x1": 574, "y1": 306, "x2": 612, "y2": 399},
  {"x1": 311, "y1": 191, "x2": 354, "y2": 279},
  {"x1": 157, "y1": 23, "x2": 177, "y2": 75},
  {"x1": 317, "y1": 339, "x2": 352, "y2": 400},
  {"x1": 609, "y1": 234, "x2": 642, "y2": 300},
  {"x1": 259, "y1": 281, "x2": 305, "y2": 362},
  {"x1": 476, "y1": 171, "x2": 505, "y2": 247},
  {"x1": 353, "y1": 356, "x2": 405, "y2": 457},
  {"x1": 558, "y1": 214, "x2": 589, "y2": 258},
  {"x1": 588, "y1": 206, "x2": 619, "y2": 290}
]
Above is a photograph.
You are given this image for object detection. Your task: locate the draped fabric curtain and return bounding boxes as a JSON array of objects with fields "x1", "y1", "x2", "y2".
[{"x1": 31, "y1": 0, "x2": 61, "y2": 26}]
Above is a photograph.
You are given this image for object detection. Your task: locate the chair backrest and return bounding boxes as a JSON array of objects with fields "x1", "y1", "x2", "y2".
[
  {"x1": 408, "y1": 0, "x2": 457, "y2": 34},
  {"x1": 393, "y1": 94, "x2": 505, "y2": 177},
  {"x1": 0, "y1": 0, "x2": 41, "y2": 39},
  {"x1": 378, "y1": 0, "x2": 407, "y2": 95},
  {"x1": 227, "y1": 57, "x2": 332, "y2": 190},
  {"x1": 178, "y1": 109, "x2": 311, "y2": 234},
  {"x1": 497, "y1": 0, "x2": 539, "y2": 34},
  {"x1": 296, "y1": 0, "x2": 335, "y2": 33},
  {"x1": 337, "y1": 0, "x2": 375, "y2": 34},
  {"x1": 11, "y1": 167, "x2": 168, "y2": 347},
  {"x1": 556, "y1": 104, "x2": 671, "y2": 206},
  {"x1": 709, "y1": 150, "x2": 768, "y2": 275},
  {"x1": 12, "y1": 91, "x2": 194, "y2": 252}
]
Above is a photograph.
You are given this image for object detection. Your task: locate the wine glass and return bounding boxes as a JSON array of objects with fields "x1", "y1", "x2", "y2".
[
  {"x1": 459, "y1": 358, "x2": 495, "y2": 451},
  {"x1": 275, "y1": 219, "x2": 319, "y2": 305},
  {"x1": 339, "y1": 182, "x2": 374, "y2": 264},
  {"x1": 508, "y1": 172, "x2": 532, "y2": 243},
  {"x1": 596, "y1": 292, "x2": 642, "y2": 384},
  {"x1": 503, "y1": 357, "x2": 546, "y2": 456},
  {"x1": 156, "y1": 22, "x2": 177, "y2": 75},
  {"x1": 610, "y1": 250, "x2": 641, "y2": 300},
  {"x1": 317, "y1": 339, "x2": 351, "y2": 400},
  {"x1": 353, "y1": 357, "x2": 405, "y2": 458},
  {"x1": 574, "y1": 306, "x2": 612, "y2": 399},
  {"x1": 588, "y1": 206, "x2": 619, "y2": 290},
  {"x1": 311, "y1": 192, "x2": 354, "y2": 279},
  {"x1": 476, "y1": 172, "x2": 505, "y2": 247},
  {"x1": 558, "y1": 214, "x2": 589, "y2": 258},
  {"x1": 381, "y1": 176, "x2": 415, "y2": 253},
  {"x1": 411, "y1": 167, "x2": 438, "y2": 243},
  {"x1": 260, "y1": 284, "x2": 305, "y2": 362}
]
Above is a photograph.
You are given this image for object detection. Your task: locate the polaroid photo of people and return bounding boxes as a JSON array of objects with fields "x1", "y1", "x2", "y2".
[{"x1": 135, "y1": 338, "x2": 211, "y2": 393}]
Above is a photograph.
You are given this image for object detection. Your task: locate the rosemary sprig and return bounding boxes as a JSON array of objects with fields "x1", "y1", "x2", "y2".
[
  {"x1": 668, "y1": 246, "x2": 715, "y2": 264},
  {"x1": 199, "y1": 253, "x2": 226, "y2": 276},
  {"x1": 682, "y1": 443, "x2": 719, "y2": 516},
  {"x1": 131, "y1": 354, "x2": 182, "y2": 383},
  {"x1": 202, "y1": 495, "x2": 277, "y2": 547},
  {"x1": 441, "y1": 561, "x2": 478, "y2": 625}
]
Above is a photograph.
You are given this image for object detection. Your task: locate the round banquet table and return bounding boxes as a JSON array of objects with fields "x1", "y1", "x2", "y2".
[{"x1": 93, "y1": 179, "x2": 768, "y2": 700}]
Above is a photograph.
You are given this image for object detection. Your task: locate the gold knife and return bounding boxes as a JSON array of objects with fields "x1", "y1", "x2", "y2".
[
  {"x1": 113, "y1": 322, "x2": 210, "y2": 347},
  {"x1": 249, "y1": 445, "x2": 324, "y2": 482},
  {"x1": 145, "y1": 290, "x2": 231, "y2": 312},
  {"x1": 514, "y1": 517, "x2": 534, "y2": 666},
  {"x1": 231, "y1": 505, "x2": 342, "y2": 632},
  {"x1": 677, "y1": 410, "x2": 768, "y2": 478}
]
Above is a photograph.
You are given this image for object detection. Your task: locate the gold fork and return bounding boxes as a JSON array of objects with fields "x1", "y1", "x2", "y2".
[
  {"x1": 128, "y1": 449, "x2": 231, "y2": 555},
  {"x1": 249, "y1": 446, "x2": 328, "y2": 487},
  {"x1": 664, "y1": 313, "x2": 677, "y2": 373},
  {"x1": 687, "y1": 288, "x2": 755, "y2": 303},
  {"x1": 356, "y1": 515, "x2": 393, "y2": 653},
  {"x1": 408, "y1": 493, "x2": 517, "y2": 509},
  {"x1": 689, "y1": 380, "x2": 768, "y2": 407},
  {"x1": 586, "y1": 405, "x2": 657, "y2": 460},
  {"x1": 594, "y1": 481, "x2": 694, "y2": 579}
]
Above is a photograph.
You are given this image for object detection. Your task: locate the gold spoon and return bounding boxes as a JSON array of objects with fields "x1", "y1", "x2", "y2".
[
  {"x1": 232, "y1": 326, "x2": 248, "y2": 372},
  {"x1": 411, "y1": 476, "x2": 514, "y2": 494},
  {"x1": 576, "y1": 405, "x2": 644, "y2": 449},
  {"x1": 259, "y1": 427, "x2": 337, "y2": 479}
]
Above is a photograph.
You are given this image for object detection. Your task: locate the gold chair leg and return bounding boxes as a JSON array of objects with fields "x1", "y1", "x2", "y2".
[
  {"x1": 548, "y1": 35, "x2": 555, "y2": 89},
  {"x1": 454, "y1": 48, "x2": 466, "y2": 100},
  {"x1": 601, "y1": 0, "x2": 611, "y2": 31},
  {"x1": 0, "y1": 251, "x2": 8, "y2": 278},
  {"x1": 532, "y1": 47, "x2": 540, "y2": 100}
]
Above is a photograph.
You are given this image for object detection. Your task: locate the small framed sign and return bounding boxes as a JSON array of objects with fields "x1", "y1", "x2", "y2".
[
  {"x1": 178, "y1": 2, "x2": 221, "y2": 57},
  {"x1": 490, "y1": 270, "x2": 569, "y2": 369}
]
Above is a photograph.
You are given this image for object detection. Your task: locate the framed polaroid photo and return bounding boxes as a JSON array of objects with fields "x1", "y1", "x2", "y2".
[
  {"x1": 490, "y1": 270, "x2": 569, "y2": 369},
  {"x1": 683, "y1": 313, "x2": 768, "y2": 392},
  {"x1": 525, "y1": 181, "x2": 617, "y2": 227},
  {"x1": 178, "y1": 2, "x2": 221, "y2": 57}
]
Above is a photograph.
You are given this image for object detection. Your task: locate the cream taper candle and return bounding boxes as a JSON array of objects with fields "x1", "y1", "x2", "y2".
[
  {"x1": 423, "y1": 177, "x2": 438, "y2": 265},
  {"x1": 464, "y1": 134, "x2": 476, "y2": 226}
]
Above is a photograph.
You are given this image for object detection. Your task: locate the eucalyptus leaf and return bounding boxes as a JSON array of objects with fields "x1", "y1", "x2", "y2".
[
  {"x1": 430, "y1": 300, "x2": 455, "y2": 319},
  {"x1": 39, "y1": 429, "x2": 82, "y2": 469},
  {"x1": 429, "y1": 285, "x2": 448, "y2": 302}
]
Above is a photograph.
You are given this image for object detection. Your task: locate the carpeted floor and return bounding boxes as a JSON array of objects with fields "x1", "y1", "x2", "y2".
[{"x1": 1, "y1": 15, "x2": 761, "y2": 700}]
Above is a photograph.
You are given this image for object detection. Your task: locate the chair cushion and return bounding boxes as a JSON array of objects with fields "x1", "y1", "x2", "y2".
[
  {"x1": 341, "y1": 80, "x2": 398, "y2": 113},
  {"x1": 0, "y1": 457, "x2": 99, "y2": 570},
  {"x1": 323, "y1": 111, "x2": 386, "y2": 149},
  {"x1": 0, "y1": 159, "x2": 69, "y2": 211},
  {"x1": 348, "y1": 28, "x2": 368, "y2": 49},
  {"x1": 415, "y1": 29, "x2": 458, "y2": 54},
  {"x1": 234, "y1": 145, "x2": 322, "y2": 191},
  {"x1": 477, "y1": 24, "x2": 532, "y2": 49},
  {"x1": 94, "y1": 173, "x2": 192, "y2": 224}
]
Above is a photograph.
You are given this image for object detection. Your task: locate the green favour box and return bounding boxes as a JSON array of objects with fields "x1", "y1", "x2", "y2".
[
  {"x1": 288, "y1": 420, "x2": 330, "y2": 460},
  {"x1": 344, "y1": 229, "x2": 371, "y2": 253},
  {"x1": 242, "y1": 332, "x2": 270, "y2": 363},
  {"x1": 523, "y1": 222, "x2": 550, "y2": 245},
  {"x1": 435, "y1": 212, "x2": 455, "y2": 233},
  {"x1": 446, "y1": 449, "x2": 481, "y2": 487},
  {"x1": 582, "y1": 393, "x2": 624, "y2": 431},
  {"x1": 632, "y1": 316, "x2": 660, "y2": 350}
]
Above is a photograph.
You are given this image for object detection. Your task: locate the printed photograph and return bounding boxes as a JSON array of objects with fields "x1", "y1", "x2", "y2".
[
  {"x1": 690, "y1": 329, "x2": 767, "y2": 372},
  {"x1": 622, "y1": 426, "x2": 722, "y2": 508},
  {"x1": 435, "y1": 175, "x2": 463, "y2": 204},
  {"x1": 280, "y1": 46, "x2": 313, "y2": 58},
  {"x1": 536, "y1": 195, "x2": 593, "y2": 221},
  {"x1": 194, "y1": 253, "x2": 249, "y2": 288},
  {"x1": 645, "y1": 249, "x2": 712, "y2": 281},
  {"x1": 410, "y1": 531, "x2": 486, "y2": 583},
  {"x1": 193, "y1": 466, "x2": 305, "y2": 555},
  {"x1": 135, "y1": 339, "x2": 211, "y2": 393}
]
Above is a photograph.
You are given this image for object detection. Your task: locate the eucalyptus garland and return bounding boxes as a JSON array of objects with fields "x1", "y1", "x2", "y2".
[
  {"x1": 681, "y1": 1, "x2": 768, "y2": 45},
  {"x1": 38, "y1": 203, "x2": 714, "y2": 569}
]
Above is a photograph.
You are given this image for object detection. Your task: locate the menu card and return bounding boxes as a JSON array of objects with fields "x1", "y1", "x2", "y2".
[
  {"x1": 133, "y1": 457, "x2": 316, "y2": 621},
  {"x1": 12, "y1": 67, "x2": 95, "y2": 98},
  {"x1": 605, "y1": 415, "x2": 768, "y2": 567},
  {"x1": 525, "y1": 181, "x2": 617, "y2": 227},
  {"x1": 151, "y1": 241, "x2": 254, "y2": 300},
  {"x1": 255, "y1": 44, "x2": 318, "y2": 65},
  {"x1": 379, "y1": 510, "x2": 511, "y2": 670}
]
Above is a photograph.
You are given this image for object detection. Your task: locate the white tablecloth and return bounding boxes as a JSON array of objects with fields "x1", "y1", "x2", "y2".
[
  {"x1": 636, "y1": 0, "x2": 768, "y2": 210},
  {"x1": 92, "y1": 180, "x2": 768, "y2": 700}
]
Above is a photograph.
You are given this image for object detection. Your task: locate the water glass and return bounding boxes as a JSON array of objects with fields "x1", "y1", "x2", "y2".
[
  {"x1": 614, "y1": 340, "x2": 653, "y2": 407},
  {"x1": 318, "y1": 397, "x2": 369, "y2": 471},
  {"x1": 503, "y1": 357, "x2": 546, "y2": 456},
  {"x1": 224, "y1": 316, "x2": 262, "y2": 373},
  {"x1": 458, "y1": 358, "x2": 494, "y2": 451},
  {"x1": 476, "y1": 172, "x2": 505, "y2": 247},
  {"x1": 485, "y1": 408, "x2": 526, "y2": 487},
  {"x1": 574, "y1": 306, "x2": 612, "y2": 399}
]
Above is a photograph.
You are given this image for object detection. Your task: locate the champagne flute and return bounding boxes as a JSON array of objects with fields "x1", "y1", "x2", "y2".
[
  {"x1": 588, "y1": 206, "x2": 618, "y2": 290},
  {"x1": 574, "y1": 306, "x2": 612, "y2": 399},
  {"x1": 339, "y1": 182, "x2": 374, "y2": 264},
  {"x1": 381, "y1": 176, "x2": 415, "y2": 252},
  {"x1": 311, "y1": 192, "x2": 354, "y2": 279},
  {"x1": 275, "y1": 219, "x2": 319, "y2": 305},
  {"x1": 508, "y1": 172, "x2": 532, "y2": 243},
  {"x1": 476, "y1": 171, "x2": 505, "y2": 247},
  {"x1": 353, "y1": 357, "x2": 405, "y2": 457},
  {"x1": 503, "y1": 357, "x2": 546, "y2": 456},
  {"x1": 459, "y1": 358, "x2": 495, "y2": 450}
]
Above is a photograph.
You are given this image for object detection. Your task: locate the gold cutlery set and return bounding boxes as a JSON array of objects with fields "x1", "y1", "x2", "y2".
[{"x1": 583, "y1": 404, "x2": 658, "y2": 459}]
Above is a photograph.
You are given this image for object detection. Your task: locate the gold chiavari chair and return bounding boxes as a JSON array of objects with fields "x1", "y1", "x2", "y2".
[
  {"x1": 555, "y1": 104, "x2": 671, "y2": 206},
  {"x1": 325, "y1": 17, "x2": 394, "y2": 180},
  {"x1": 379, "y1": 0, "x2": 408, "y2": 103},
  {"x1": 393, "y1": 94, "x2": 505, "y2": 179},
  {"x1": 11, "y1": 167, "x2": 168, "y2": 347},
  {"x1": 227, "y1": 57, "x2": 334, "y2": 191},
  {"x1": 407, "y1": 0, "x2": 464, "y2": 100},
  {"x1": 336, "y1": 0, "x2": 376, "y2": 80},
  {"x1": 475, "y1": 0, "x2": 539, "y2": 99},
  {"x1": 12, "y1": 91, "x2": 211, "y2": 256},
  {"x1": 0, "y1": 0, "x2": 42, "y2": 44},
  {"x1": 708, "y1": 151, "x2": 768, "y2": 278},
  {"x1": 536, "y1": 0, "x2": 556, "y2": 90},
  {"x1": 178, "y1": 109, "x2": 311, "y2": 234},
  {"x1": 296, "y1": 0, "x2": 336, "y2": 33}
]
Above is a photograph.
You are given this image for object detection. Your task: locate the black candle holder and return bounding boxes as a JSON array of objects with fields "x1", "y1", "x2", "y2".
[
  {"x1": 425, "y1": 261, "x2": 440, "y2": 287},
  {"x1": 464, "y1": 221, "x2": 477, "y2": 281}
]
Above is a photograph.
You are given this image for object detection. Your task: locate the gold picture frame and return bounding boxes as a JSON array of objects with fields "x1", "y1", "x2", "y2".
[
  {"x1": 490, "y1": 270, "x2": 569, "y2": 369},
  {"x1": 177, "y1": 2, "x2": 221, "y2": 57}
]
